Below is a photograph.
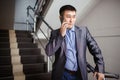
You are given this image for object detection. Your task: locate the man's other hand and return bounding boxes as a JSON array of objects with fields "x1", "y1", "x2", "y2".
[{"x1": 93, "y1": 72, "x2": 105, "y2": 80}]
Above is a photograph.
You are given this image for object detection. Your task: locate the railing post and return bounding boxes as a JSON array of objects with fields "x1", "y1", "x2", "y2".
[
  {"x1": 26, "y1": 18, "x2": 29, "y2": 31},
  {"x1": 26, "y1": 4, "x2": 54, "y2": 73},
  {"x1": 27, "y1": 6, "x2": 29, "y2": 31},
  {"x1": 33, "y1": 15, "x2": 37, "y2": 32},
  {"x1": 47, "y1": 57, "x2": 50, "y2": 72}
]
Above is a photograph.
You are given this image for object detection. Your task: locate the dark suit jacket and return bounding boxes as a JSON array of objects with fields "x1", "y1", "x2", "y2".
[{"x1": 45, "y1": 26, "x2": 105, "y2": 80}]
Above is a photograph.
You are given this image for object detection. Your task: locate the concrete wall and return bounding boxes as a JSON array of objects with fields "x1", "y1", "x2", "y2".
[
  {"x1": 0, "y1": 0, "x2": 15, "y2": 30},
  {"x1": 77, "y1": 0, "x2": 120, "y2": 79}
]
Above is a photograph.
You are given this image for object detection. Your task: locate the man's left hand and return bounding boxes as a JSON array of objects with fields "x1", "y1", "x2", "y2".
[{"x1": 93, "y1": 72, "x2": 105, "y2": 80}]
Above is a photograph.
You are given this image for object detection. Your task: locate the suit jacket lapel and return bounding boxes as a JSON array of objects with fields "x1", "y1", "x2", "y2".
[
  {"x1": 75, "y1": 26, "x2": 86, "y2": 79},
  {"x1": 62, "y1": 26, "x2": 82, "y2": 56},
  {"x1": 75, "y1": 26, "x2": 82, "y2": 53}
]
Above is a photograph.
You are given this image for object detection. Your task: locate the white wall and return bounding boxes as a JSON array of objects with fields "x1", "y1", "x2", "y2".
[
  {"x1": 78, "y1": 0, "x2": 120, "y2": 79},
  {"x1": 37, "y1": 0, "x2": 100, "y2": 39},
  {"x1": 14, "y1": 0, "x2": 36, "y2": 30}
]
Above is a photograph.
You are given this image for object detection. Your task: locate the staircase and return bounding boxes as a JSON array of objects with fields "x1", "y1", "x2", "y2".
[{"x1": 0, "y1": 29, "x2": 51, "y2": 80}]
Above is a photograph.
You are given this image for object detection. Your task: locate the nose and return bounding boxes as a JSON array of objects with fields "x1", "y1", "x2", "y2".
[{"x1": 70, "y1": 18, "x2": 73, "y2": 22}]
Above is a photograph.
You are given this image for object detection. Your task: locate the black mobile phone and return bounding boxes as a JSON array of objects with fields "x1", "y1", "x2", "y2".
[{"x1": 60, "y1": 16, "x2": 64, "y2": 23}]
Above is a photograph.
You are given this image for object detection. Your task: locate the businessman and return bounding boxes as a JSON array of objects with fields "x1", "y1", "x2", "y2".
[{"x1": 45, "y1": 5, "x2": 105, "y2": 80}]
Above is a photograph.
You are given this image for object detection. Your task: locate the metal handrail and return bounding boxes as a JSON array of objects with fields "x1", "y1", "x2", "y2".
[
  {"x1": 87, "y1": 62, "x2": 119, "y2": 79},
  {"x1": 27, "y1": 4, "x2": 53, "y2": 47},
  {"x1": 37, "y1": 15, "x2": 53, "y2": 31},
  {"x1": 26, "y1": 1, "x2": 54, "y2": 72},
  {"x1": 34, "y1": 0, "x2": 38, "y2": 9},
  {"x1": 39, "y1": 28, "x2": 49, "y2": 40},
  {"x1": 27, "y1": 5, "x2": 35, "y2": 13}
]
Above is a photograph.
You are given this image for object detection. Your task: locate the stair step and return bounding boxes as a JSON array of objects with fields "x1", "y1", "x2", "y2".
[
  {"x1": 15, "y1": 30, "x2": 31, "y2": 34},
  {"x1": 0, "y1": 55, "x2": 45, "y2": 65},
  {"x1": 0, "y1": 63, "x2": 47, "y2": 77},
  {"x1": 0, "y1": 34, "x2": 32, "y2": 38},
  {"x1": 0, "y1": 37, "x2": 33, "y2": 42},
  {"x1": 25, "y1": 73, "x2": 51, "y2": 80},
  {"x1": 0, "y1": 31, "x2": 32, "y2": 38},
  {"x1": 0, "y1": 30, "x2": 48, "y2": 80},
  {"x1": 17, "y1": 38, "x2": 33, "y2": 42},
  {"x1": 18, "y1": 43, "x2": 38, "y2": 48},
  {"x1": 0, "y1": 33, "x2": 9, "y2": 37},
  {"x1": 23, "y1": 63, "x2": 47, "y2": 74},
  {"x1": 15, "y1": 33, "x2": 32, "y2": 38},
  {"x1": 15, "y1": 31, "x2": 32, "y2": 38},
  {"x1": 0, "y1": 76, "x2": 13, "y2": 80},
  {"x1": 0, "y1": 42, "x2": 38, "y2": 48},
  {"x1": 0, "y1": 37, "x2": 9, "y2": 42},
  {"x1": 21, "y1": 55, "x2": 45, "y2": 64},
  {"x1": 0, "y1": 65, "x2": 13, "y2": 77},
  {"x1": 0, "y1": 42, "x2": 10, "y2": 48},
  {"x1": 0, "y1": 73, "x2": 51, "y2": 80},
  {"x1": 0, "y1": 30, "x2": 31, "y2": 34},
  {"x1": 0, "y1": 30, "x2": 9, "y2": 33},
  {"x1": 19, "y1": 48, "x2": 41, "y2": 55},
  {"x1": 0, "y1": 48, "x2": 41, "y2": 56},
  {"x1": 0, "y1": 49, "x2": 10, "y2": 56},
  {"x1": 0, "y1": 56, "x2": 11, "y2": 65}
]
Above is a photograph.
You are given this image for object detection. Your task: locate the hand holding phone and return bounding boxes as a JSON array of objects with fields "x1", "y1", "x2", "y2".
[{"x1": 60, "y1": 19, "x2": 68, "y2": 37}]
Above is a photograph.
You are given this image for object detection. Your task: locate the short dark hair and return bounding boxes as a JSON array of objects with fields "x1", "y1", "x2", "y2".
[{"x1": 59, "y1": 5, "x2": 76, "y2": 16}]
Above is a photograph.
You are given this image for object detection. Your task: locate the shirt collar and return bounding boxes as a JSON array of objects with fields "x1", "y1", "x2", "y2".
[{"x1": 68, "y1": 26, "x2": 75, "y2": 32}]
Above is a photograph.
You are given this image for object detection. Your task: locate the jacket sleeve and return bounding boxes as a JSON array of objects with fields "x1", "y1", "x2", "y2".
[
  {"x1": 45, "y1": 30, "x2": 64, "y2": 56},
  {"x1": 86, "y1": 27, "x2": 105, "y2": 73}
]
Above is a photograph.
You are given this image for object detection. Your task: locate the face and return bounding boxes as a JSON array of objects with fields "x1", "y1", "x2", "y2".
[{"x1": 60, "y1": 10, "x2": 76, "y2": 29}]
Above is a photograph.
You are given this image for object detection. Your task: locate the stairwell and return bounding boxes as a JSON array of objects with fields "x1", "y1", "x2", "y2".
[{"x1": 0, "y1": 29, "x2": 51, "y2": 80}]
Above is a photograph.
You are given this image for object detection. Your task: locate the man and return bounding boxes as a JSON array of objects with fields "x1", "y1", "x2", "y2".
[{"x1": 45, "y1": 5, "x2": 105, "y2": 80}]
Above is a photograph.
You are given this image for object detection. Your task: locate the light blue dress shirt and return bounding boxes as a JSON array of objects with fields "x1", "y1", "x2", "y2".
[{"x1": 65, "y1": 26, "x2": 78, "y2": 71}]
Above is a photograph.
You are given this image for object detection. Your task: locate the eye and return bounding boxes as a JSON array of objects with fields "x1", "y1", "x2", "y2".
[
  {"x1": 73, "y1": 15, "x2": 76, "y2": 18},
  {"x1": 66, "y1": 15, "x2": 71, "y2": 18}
]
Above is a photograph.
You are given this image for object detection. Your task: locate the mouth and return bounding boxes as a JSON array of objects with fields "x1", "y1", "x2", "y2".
[
  {"x1": 67, "y1": 25, "x2": 73, "y2": 29},
  {"x1": 68, "y1": 23, "x2": 72, "y2": 25},
  {"x1": 69, "y1": 24, "x2": 73, "y2": 26}
]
